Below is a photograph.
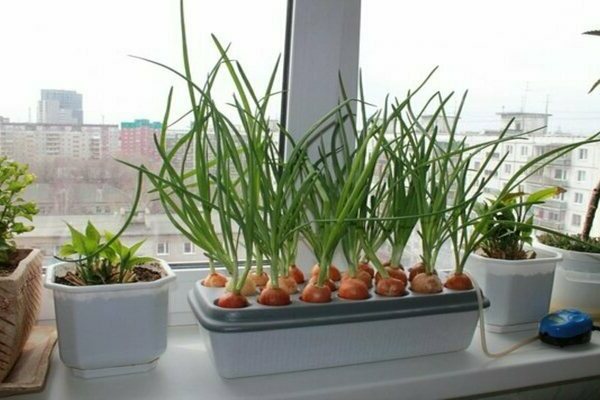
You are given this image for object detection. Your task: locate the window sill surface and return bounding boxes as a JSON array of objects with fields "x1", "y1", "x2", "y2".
[{"x1": 17, "y1": 325, "x2": 600, "y2": 400}]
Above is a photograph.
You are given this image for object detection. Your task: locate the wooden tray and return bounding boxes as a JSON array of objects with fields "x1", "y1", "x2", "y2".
[{"x1": 0, "y1": 326, "x2": 57, "y2": 397}]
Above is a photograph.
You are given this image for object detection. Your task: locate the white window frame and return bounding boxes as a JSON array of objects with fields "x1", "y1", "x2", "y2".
[
  {"x1": 553, "y1": 192, "x2": 565, "y2": 201},
  {"x1": 572, "y1": 214, "x2": 582, "y2": 227},
  {"x1": 183, "y1": 242, "x2": 195, "y2": 255},
  {"x1": 504, "y1": 164, "x2": 511, "y2": 174},
  {"x1": 520, "y1": 145, "x2": 528, "y2": 156},
  {"x1": 554, "y1": 168, "x2": 566, "y2": 180},
  {"x1": 157, "y1": 241, "x2": 169, "y2": 256},
  {"x1": 577, "y1": 170, "x2": 587, "y2": 182},
  {"x1": 575, "y1": 192, "x2": 584, "y2": 204},
  {"x1": 579, "y1": 148, "x2": 588, "y2": 160}
]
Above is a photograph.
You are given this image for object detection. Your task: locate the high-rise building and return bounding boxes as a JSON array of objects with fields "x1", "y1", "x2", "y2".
[{"x1": 37, "y1": 89, "x2": 83, "y2": 125}]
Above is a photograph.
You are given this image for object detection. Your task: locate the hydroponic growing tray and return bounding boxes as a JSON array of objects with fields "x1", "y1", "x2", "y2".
[{"x1": 188, "y1": 278, "x2": 489, "y2": 378}]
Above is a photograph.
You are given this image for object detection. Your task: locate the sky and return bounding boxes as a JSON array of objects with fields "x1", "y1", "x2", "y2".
[{"x1": 1, "y1": 0, "x2": 599, "y2": 134}]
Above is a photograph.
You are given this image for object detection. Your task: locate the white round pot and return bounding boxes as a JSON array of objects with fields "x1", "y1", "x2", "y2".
[
  {"x1": 44, "y1": 260, "x2": 176, "y2": 378},
  {"x1": 536, "y1": 242, "x2": 600, "y2": 319},
  {"x1": 465, "y1": 247, "x2": 561, "y2": 333}
]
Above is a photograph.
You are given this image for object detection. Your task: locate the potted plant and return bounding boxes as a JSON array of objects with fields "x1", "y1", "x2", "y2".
[
  {"x1": 465, "y1": 189, "x2": 564, "y2": 332},
  {"x1": 44, "y1": 221, "x2": 176, "y2": 378},
  {"x1": 0, "y1": 157, "x2": 41, "y2": 382}
]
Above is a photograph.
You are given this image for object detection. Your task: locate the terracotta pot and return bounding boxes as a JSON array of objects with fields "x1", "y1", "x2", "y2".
[{"x1": 0, "y1": 249, "x2": 43, "y2": 382}]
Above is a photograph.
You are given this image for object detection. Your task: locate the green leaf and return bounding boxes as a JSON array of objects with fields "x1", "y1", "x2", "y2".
[
  {"x1": 58, "y1": 244, "x2": 77, "y2": 257},
  {"x1": 589, "y1": 79, "x2": 600, "y2": 94},
  {"x1": 85, "y1": 221, "x2": 102, "y2": 244},
  {"x1": 66, "y1": 224, "x2": 88, "y2": 255},
  {"x1": 526, "y1": 187, "x2": 564, "y2": 204}
]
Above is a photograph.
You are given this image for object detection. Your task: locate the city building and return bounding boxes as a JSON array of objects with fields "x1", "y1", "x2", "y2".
[
  {"x1": 0, "y1": 120, "x2": 119, "y2": 162},
  {"x1": 37, "y1": 89, "x2": 83, "y2": 125},
  {"x1": 119, "y1": 119, "x2": 163, "y2": 162},
  {"x1": 18, "y1": 211, "x2": 243, "y2": 266}
]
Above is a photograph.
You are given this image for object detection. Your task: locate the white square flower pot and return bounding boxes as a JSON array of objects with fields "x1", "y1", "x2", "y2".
[
  {"x1": 465, "y1": 247, "x2": 561, "y2": 332},
  {"x1": 44, "y1": 260, "x2": 176, "y2": 378}
]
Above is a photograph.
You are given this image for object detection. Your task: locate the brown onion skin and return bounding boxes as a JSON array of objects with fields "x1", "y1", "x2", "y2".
[
  {"x1": 311, "y1": 264, "x2": 342, "y2": 282},
  {"x1": 375, "y1": 267, "x2": 408, "y2": 285},
  {"x1": 444, "y1": 272, "x2": 474, "y2": 290},
  {"x1": 249, "y1": 271, "x2": 269, "y2": 287},
  {"x1": 202, "y1": 272, "x2": 228, "y2": 287},
  {"x1": 216, "y1": 292, "x2": 248, "y2": 308},
  {"x1": 289, "y1": 264, "x2": 306, "y2": 284},
  {"x1": 338, "y1": 278, "x2": 370, "y2": 300},
  {"x1": 358, "y1": 262, "x2": 375, "y2": 278},
  {"x1": 266, "y1": 276, "x2": 298, "y2": 295},
  {"x1": 408, "y1": 262, "x2": 426, "y2": 282},
  {"x1": 376, "y1": 277, "x2": 407, "y2": 297},
  {"x1": 342, "y1": 269, "x2": 372, "y2": 288},
  {"x1": 410, "y1": 273, "x2": 443, "y2": 294},
  {"x1": 301, "y1": 283, "x2": 332, "y2": 303},
  {"x1": 258, "y1": 287, "x2": 292, "y2": 306},
  {"x1": 308, "y1": 276, "x2": 337, "y2": 292}
]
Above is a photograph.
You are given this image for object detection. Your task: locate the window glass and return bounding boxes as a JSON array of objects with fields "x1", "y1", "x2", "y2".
[
  {"x1": 572, "y1": 214, "x2": 582, "y2": 226},
  {"x1": 361, "y1": 0, "x2": 599, "y2": 241},
  {"x1": 183, "y1": 242, "x2": 195, "y2": 255},
  {"x1": 575, "y1": 192, "x2": 584, "y2": 204},
  {"x1": 554, "y1": 169, "x2": 566, "y2": 180},
  {"x1": 578, "y1": 170, "x2": 587, "y2": 182},
  {"x1": 2, "y1": 0, "x2": 287, "y2": 265},
  {"x1": 157, "y1": 242, "x2": 169, "y2": 256}
]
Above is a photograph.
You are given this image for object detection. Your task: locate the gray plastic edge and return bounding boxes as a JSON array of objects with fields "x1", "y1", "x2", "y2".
[{"x1": 188, "y1": 284, "x2": 490, "y2": 333}]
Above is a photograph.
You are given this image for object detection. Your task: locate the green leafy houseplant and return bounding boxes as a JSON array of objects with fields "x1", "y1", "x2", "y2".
[
  {"x1": 475, "y1": 188, "x2": 565, "y2": 260},
  {"x1": 0, "y1": 157, "x2": 42, "y2": 382},
  {"x1": 0, "y1": 157, "x2": 38, "y2": 270},
  {"x1": 57, "y1": 221, "x2": 156, "y2": 286}
]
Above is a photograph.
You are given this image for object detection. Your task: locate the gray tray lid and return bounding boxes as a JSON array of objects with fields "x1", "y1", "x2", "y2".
[{"x1": 188, "y1": 282, "x2": 489, "y2": 333}]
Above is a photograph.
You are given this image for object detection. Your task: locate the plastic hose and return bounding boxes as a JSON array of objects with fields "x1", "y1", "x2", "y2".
[{"x1": 464, "y1": 271, "x2": 539, "y2": 358}]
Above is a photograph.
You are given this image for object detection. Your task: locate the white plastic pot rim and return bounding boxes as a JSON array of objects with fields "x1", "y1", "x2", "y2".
[
  {"x1": 44, "y1": 260, "x2": 176, "y2": 293},
  {"x1": 535, "y1": 242, "x2": 600, "y2": 262},
  {"x1": 469, "y1": 247, "x2": 562, "y2": 265}
]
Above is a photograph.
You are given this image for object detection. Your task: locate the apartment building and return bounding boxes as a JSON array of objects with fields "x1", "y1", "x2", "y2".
[
  {"x1": 0, "y1": 121, "x2": 119, "y2": 162},
  {"x1": 434, "y1": 112, "x2": 599, "y2": 237}
]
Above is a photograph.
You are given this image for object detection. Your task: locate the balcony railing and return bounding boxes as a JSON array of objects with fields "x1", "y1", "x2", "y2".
[
  {"x1": 526, "y1": 174, "x2": 566, "y2": 187},
  {"x1": 534, "y1": 200, "x2": 568, "y2": 210},
  {"x1": 534, "y1": 218, "x2": 564, "y2": 231}
]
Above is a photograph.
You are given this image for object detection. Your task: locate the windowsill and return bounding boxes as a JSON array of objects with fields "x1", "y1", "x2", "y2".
[{"x1": 19, "y1": 325, "x2": 600, "y2": 400}]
